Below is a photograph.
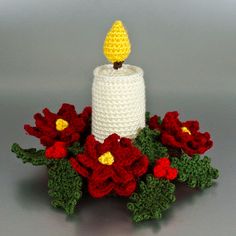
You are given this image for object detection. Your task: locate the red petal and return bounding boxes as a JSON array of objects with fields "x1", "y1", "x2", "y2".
[
  {"x1": 58, "y1": 103, "x2": 76, "y2": 116},
  {"x1": 182, "y1": 120, "x2": 199, "y2": 133},
  {"x1": 149, "y1": 115, "x2": 161, "y2": 130},
  {"x1": 24, "y1": 124, "x2": 41, "y2": 138},
  {"x1": 69, "y1": 158, "x2": 89, "y2": 177},
  {"x1": 161, "y1": 133, "x2": 182, "y2": 148},
  {"x1": 88, "y1": 179, "x2": 114, "y2": 198},
  {"x1": 90, "y1": 165, "x2": 112, "y2": 183},
  {"x1": 111, "y1": 165, "x2": 133, "y2": 183},
  {"x1": 129, "y1": 154, "x2": 149, "y2": 177},
  {"x1": 77, "y1": 154, "x2": 96, "y2": 169},
  {"x1": 84, "y1": 135, "x2": 98, "y2": 159},
  {"x1": 113, "y1": 179, "x2": 137, "y2": 197}
]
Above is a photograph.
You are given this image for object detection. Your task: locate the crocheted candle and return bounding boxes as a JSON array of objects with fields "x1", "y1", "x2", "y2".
[{"x1": 92, "y1": 21, "x2": 146, "y2": 142}]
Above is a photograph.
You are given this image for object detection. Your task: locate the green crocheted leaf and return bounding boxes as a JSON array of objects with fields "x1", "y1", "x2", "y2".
[
  {"x1": 133, "y1": 127, "x2": 168, "y2": 164},
  {"x1": 47, "y1": 159, "x2": 82, "y2": 215},
  {"x1": 127, "y1": 175, "x2": 176, "y2": 223},
  {"x1": 68, "y1": 142, "x2": 83, "y2": 156},
  {"x1": 145, "y1": 112, "x2": 151, "y2": 125},
  {"x1": 11, "y1": 143, "x2": 47, "y2": 166},
  {"x1": 171, "y1": 154, "x2": 219, "y2": 189}
]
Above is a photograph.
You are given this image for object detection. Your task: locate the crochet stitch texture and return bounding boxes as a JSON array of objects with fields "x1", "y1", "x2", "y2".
[
  {"x1": 103, "y1": 20, "x2": 131, "y2": 64},
  {"x1": 11, "y1": 105, "x2": 220, "y2": 223},
  {"x1": 70, "y1": 134, "x2": 149, "y2": 198},
  {"x1": 10, "y1": 20, "x2": 220, "y2": 224},
  {"x1": 92, "y1": 64, "x2": 145, "y2": 142},
  {"x1": 149, "y1": 111, "x2": 213, "y2": 156}
]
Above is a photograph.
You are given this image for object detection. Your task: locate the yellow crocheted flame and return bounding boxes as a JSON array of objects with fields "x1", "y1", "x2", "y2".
[
  {"x1": 181, "y1": 126, "x2": 191, "y2": 135},
  {"x1": 56, "y1": 118, "x2": 69, "y2": 131},
  {"x1": 98, "y1": 151, "x2": 115, "y2": 165},
  {"x1": 103, "y1": 20, "x2": 131, "y2": 63}
]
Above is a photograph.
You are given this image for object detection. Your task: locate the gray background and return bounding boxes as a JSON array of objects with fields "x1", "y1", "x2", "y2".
[{"x1": 1, "y1": 0, "x2": 236, "y2": 235}]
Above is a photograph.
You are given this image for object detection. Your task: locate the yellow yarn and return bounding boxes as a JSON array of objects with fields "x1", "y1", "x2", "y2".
[
  {"x1": 98, "y1": 151, "x2": 115, "y2": 165},
  {"x1": 56, "y1": 118, "x2": 69, "y2": 131},
  {"x1": 181, "y1": 127, "x2": 191, "y2": 135},
  {"x1": 103, "y1": 20, "x2": 131, "y2": 63}
]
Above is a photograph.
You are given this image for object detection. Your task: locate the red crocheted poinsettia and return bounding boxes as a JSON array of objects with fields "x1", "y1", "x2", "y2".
[
  {"x1": 24, "y1": 104, "x2": 92, "y2": 147},
  {"x1": 79, "y1": 106, "x2": 92, "y2": 141},
  {"x1": 153, "y1": 157, "x2": 178, "y2": 181},
  {"x1": 70, "y1": 134, "x2": 149, "y2": 198},
  {"x1": 149, "y1": 111, "x2": 213, "y2": 156},
  {"x1": 45, "y1": 141, "x2": 68, "y2": 159},
  {"x1": 149, "y1": 115, "x2": 161, "y2": 130}
]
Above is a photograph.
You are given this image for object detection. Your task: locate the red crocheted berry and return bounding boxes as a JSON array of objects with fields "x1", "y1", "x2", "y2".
[
  {"x1": 153, "y1": 165, "x2": 167, "y2": 178},
  {"x1": 156, "y1": 157, "x2": 170, "y2": 167},
  {"x1": 153, "y1": 157, "x2": 178, "y2": 181},
  {"x1": 70, "y1": 134, "x2": 149, "y2": 198},
  {"x1": 149, "y1": 111, "x2": 213, "y2": 156},
  {"x1": 24, "y1": 104, "x2": 91, "y2": 147},
  {"x1": 45, "y1": 142, "x2": 68, "y2": 159},
  {"x1": 166, "y1": 167, "x2": 178, "y2": 180}
]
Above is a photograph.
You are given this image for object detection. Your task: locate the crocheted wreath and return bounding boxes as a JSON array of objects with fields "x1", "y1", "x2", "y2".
[{"x1": 11, "y1": 103, "x2": 219, "y2": 223}]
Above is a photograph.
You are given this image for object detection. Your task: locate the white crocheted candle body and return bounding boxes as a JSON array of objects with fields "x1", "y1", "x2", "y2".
[{"x1": 92, "y1": 64, "x2": 146, "y2": 142}]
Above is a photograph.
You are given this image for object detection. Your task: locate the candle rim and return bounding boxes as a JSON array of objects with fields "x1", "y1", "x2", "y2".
[{"x1": 93, "y1": 64, "x2": 143, "y2": 79}]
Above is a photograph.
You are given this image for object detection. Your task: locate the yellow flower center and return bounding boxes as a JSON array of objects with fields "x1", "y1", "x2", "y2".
[
  {"x1": 98, "y1": 151, "x2": 114, "y2": 165},
  {"x1": 181, "y1": 126, "x2": 191, "y2": 135},
  {"x1": 56, "y1": 118, "x2": 69, "y2": 131}
]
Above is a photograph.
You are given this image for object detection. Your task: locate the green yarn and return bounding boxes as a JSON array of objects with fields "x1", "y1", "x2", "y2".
[
  {"x1": 11, "y1": 143, "x2": 47, "y2": 166},
  {"x1": 145, "y1": 112, "x2": 151, "y2": 125},
  {"x1": 11, "y1": 143, "x2": 83, "y2": 215},
  {"x1": 11, "y1": 130, "x2": 219, "y2": 219},
  {"x1": 133, "y1": 127, "x2": 168, "y2": 164},
  {"x1": 47, "y1": 159, "x2": 83, "y2": 215},
  {"x1": 127, "y1": 175, "x2": 176, "y2": 223},
  {"x1": 68, "y1": 142, "x2": 83, "y2": 156},
  {"x1": 171, "y1": 154, "x2": 219, "y2": 189}
]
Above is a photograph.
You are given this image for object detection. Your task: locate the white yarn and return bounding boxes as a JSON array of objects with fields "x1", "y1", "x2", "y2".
[{"x1": 92, "y1": 64, "x2": 146, "y2": 142}]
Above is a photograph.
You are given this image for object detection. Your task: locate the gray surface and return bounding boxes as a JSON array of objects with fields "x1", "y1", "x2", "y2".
[{"x1": 1, "y1": 0, "x2": 236, "y2": 235}]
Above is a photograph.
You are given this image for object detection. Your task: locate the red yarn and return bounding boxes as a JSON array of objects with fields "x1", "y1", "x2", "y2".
[
  {"x1": 79, "y1": 106, "x2": 92, "y2": 121},
  {"x1": 78, "y1": 106, "x2": 92, "y2": 142},
  {"x1": 70, "y1": 134, "x2": 149, "y2": 198},
  {"x1": 156, "y1": 157, "x2": 170, "y2": 167},
  {"x1": 153, "y1": 165, "x2": 167, "y2": 178},
  {"x1": 149, "y1": 111, "x2": 213, "y2": 156},
  {"x1": 166, "y1": 168, "x2": 178, "y2": 181},
  {"x1": 24, "y1": 104, "x2": 92, "y2": 147},
  {"x1": 45, "y1": 142, "x2": 68, "y2": 159},
  {"x1": 153, "y1": 157, "x2": 178, "y2": 181},
  {"x1": 149, "y1": 115, "x2": 161, "y2": 131}
]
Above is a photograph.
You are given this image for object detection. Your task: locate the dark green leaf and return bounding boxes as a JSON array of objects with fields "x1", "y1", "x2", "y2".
[
  {"x1": 171, "y1": 154, "x2": 219, "y2": 189},
  {"x1": 145, "y1": 112, "x2": 151, "y2": 125},
  {"x1": 47, "y1": 159, "x2": 83, "y2": 215},
  {"x1": 133, "y1": 127, "x2": 168, "y2": 164},
  {"x1": 127, "y1": 175, "x2": 176, "y2": 223},
  {"x1": 11, "y1": 143, "x2": 47, "y2": 166},
  {"x1": 68, "y1": 142, "x2": 83, "y2": 156}
]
